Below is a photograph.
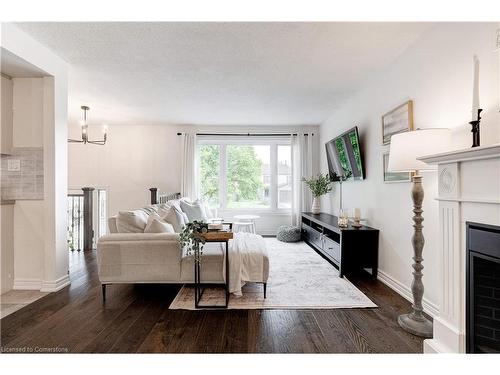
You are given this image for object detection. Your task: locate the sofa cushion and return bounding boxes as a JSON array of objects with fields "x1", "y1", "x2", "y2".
[
  {"x1": 180, "y1": 242, "x2": 225, "y2": 282},
  {"x1": 180, "y1": 199, "x2": 208, "y2": 222},
  {"x1": 144, "y1": 213, "x2": 175, "y2": 233},
  {"x1": 116, "y1": 210, "x2": 149, "y2": 233}
]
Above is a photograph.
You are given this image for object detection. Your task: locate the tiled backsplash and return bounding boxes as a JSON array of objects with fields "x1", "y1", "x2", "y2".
[{"x1": 1, "y1": 148, "x2": 44, "y2": 200}]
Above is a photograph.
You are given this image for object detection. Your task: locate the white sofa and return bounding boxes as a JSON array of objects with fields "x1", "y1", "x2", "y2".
[{"x1": 97, "y1": 204, "x2": 269, "y2": 301}]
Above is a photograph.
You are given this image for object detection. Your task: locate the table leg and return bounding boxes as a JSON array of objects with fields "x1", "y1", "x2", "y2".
[{"x1": 225, "y1": 240, "x2": 229, "y2": 307}]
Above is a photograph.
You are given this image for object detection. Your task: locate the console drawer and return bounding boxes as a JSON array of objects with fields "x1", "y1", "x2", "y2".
[
  {"x1": 323, "y1": 236, "x2": 341, "y2": 263},
  {"x1": 302, "y1": 223, "x2": 322, "y2": 249}
]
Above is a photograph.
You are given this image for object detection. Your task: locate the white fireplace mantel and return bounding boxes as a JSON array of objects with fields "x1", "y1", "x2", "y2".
[{"x1": 418, "y1": 143, "x2": 500, "y2": 353}]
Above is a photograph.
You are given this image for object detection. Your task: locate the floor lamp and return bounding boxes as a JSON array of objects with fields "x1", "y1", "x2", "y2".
[{"x1": 387, "y1": 128, "x2": 451, "y2": 338}]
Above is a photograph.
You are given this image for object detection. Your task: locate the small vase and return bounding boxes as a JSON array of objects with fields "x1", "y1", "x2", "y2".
[{"x1": 311, "y1": 197, "x2": 321, "y2": 214}]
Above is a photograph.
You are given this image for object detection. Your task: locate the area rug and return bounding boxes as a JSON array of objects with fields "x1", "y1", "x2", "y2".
[{"x1": 169, "y1": 238, "x2": 376, "y2": 310}]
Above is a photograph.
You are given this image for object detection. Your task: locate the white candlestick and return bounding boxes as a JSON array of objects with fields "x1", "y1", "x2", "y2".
[{"x1": 472, "y1": 55, "x2": 480, "y2": 121}]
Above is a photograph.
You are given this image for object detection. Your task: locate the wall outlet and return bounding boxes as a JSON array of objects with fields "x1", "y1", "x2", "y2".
[{"x1": 7, "y1": 159, "x2": 21, "y2": 172}]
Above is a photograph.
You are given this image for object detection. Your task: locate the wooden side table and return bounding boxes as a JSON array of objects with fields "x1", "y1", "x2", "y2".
[{"x1": 194, "y1": 229, "x2": 233, "y2": 309}]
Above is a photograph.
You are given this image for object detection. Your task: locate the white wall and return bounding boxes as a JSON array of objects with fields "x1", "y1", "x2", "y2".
[
  {"x1": 1, "y1": 75, "x2": 14, "y2": 293},
  {"x1": 68, "y1": 124, "x2": 183, "y2": 216},
  {"x1": 10, "y1": 78, "x2": 46, "y2": 290},
  {"x1": 1, "y1": 23, "x2": 69, "y2": 292},
  {"x1": 68, "y1": 124, "x2": 318, "y2": 235},
  {"x1": 319, "y1": 23, "x2": 500, "y2": 315}
]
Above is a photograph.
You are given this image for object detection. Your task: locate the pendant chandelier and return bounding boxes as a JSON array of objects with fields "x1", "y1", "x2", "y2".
[{"x1": 68, "y1": 106, "x2": 108, "y2": 145}]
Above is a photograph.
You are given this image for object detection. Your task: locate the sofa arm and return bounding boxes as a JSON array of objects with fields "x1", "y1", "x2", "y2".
[{"x1": 97, "y1": 232, "x2": 182, "y2": 283}]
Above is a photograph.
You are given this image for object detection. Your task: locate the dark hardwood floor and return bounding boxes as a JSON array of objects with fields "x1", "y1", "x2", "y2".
[{"x1": 0, "y1": 249, "x2": 426, "y2": 353}]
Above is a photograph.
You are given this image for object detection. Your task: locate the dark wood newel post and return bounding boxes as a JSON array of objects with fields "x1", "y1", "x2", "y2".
[
  {"x1": 150, "y1": 188, "x2": 158, "y2": 205},
  {"x1": 82, "y1": 187, "x2": 95, "y2": 251}
]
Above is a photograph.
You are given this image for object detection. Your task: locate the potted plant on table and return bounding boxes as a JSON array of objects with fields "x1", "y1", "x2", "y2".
[
  {"x1": 179, "y1": 221, "x2": 209, "y2": 263},
  {"x1": 302, "y1": 173, "x2": 333, "y2": 214}
]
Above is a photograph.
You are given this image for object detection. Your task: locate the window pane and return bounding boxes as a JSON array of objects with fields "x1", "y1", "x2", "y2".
[
  {"x1": 227, "y1": 145, "x2": 270, "y2": 209},
  {"x1": 199, "y1": 144, "x2": 220, "y2": 207},
  {"x1": 277, "y1": 145, "x2": 292, "y2": 209}
]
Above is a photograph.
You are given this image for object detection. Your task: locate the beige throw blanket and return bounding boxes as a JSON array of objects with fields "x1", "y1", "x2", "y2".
[{"x1": 225, "y1": 232, "x2": 268, "y2": 297}]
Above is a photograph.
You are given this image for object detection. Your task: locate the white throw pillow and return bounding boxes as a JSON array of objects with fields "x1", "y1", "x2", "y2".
[
  {"x1": 162, "y1": 206, "x2": 186, "y2": 232},
  {"x1": 180, "y1": 199, "x2": 208, "y2": 222},
  {"x1": 144, "y1": 213, "x2": 175, "y2": 233},
  {"x1": 116, "y1": 210, "x2": 149, "y2": 233}
]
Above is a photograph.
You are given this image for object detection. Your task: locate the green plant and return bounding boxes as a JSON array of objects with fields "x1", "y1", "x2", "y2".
[
  {"x1": 302, "y1": 173, "x2": 333, "y2": 197},
  {"x1": 179, "y1": 221, "x2": 209, "y2": 263}
]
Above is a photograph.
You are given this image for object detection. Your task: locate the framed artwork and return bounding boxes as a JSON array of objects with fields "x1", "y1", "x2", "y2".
[
  {"x1": 383, "y1": 152, "x2": 412, "y2": 183},
  {"x1": 382, "y1": 100, "x2": 414, "y2": 145}
]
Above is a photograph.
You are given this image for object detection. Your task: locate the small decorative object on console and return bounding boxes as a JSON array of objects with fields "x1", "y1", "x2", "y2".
[
  {"x1": 302, "y1": 173, "x2": 333, "y2": 214},
  {"x1": 352, "y1": 208, "x2": 362, "y2": 228},
  {"x1": 338, "y1": 209, "x2": 349, "y2": 227}
]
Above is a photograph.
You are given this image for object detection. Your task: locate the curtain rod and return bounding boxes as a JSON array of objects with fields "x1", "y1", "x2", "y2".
[{"x1": 176, "y1": 132, "x2": 314, "y2": 136}]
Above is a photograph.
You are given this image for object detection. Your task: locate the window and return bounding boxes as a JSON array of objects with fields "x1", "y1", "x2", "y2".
[
  {"x1": 277, "y1": 145, "x2": 292, "y2": 209},
  {"x1": 198, "y1": 138, "x2": 291, "y2": 211},
  {"x1": 199, "y1": 145, "x2": 220, "y2": 208}
]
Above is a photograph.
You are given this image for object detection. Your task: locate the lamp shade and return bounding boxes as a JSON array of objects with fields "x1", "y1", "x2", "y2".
[{"x1": 388, "y1": 128, "x2": 451, "y2": 172}]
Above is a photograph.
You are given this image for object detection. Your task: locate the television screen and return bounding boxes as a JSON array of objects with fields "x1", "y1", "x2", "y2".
[{"x1": 325, "y1": 126, "x2": 364, "y2": 181}]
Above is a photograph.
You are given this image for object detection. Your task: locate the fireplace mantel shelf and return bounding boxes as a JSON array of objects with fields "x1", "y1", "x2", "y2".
[{"x1": 418, "y1": 143, "x2": 500, "y2": 164}]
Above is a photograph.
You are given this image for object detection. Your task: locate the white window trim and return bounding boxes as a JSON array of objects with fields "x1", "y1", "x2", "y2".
[{"x1": 198, "y1": 137, "x2": 292, "y2": 213}]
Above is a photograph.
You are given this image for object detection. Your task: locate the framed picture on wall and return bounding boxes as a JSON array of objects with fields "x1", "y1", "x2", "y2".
[
  {"x1": 382, "y1": 100, "x2": 414, "y2": 145},
  {"x1": 383, "y1": 152, "x2": 412, "y2": 183}
]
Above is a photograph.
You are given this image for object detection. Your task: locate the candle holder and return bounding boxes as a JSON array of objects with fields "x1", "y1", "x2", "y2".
[{"x1": 469, "y1": 108, "x2": 482, "y2": 148}]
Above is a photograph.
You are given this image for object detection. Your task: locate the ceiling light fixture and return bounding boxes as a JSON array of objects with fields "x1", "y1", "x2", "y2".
[{"x1": 68, "y1": 106, "x2": 107, "y2": 145}]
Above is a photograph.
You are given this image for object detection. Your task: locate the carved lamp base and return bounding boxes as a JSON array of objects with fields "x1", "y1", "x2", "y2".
[
  {"x1": 398, "y1": 313, "x2": 433, "y2": 338},
  {"x1": 397, "y1": 173, "x2": 433, "y2": 338}
]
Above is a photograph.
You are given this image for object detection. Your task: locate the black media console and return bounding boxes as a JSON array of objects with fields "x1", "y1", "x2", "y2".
[{"x1": 301, "y1": 212, "x2": 379, "y2": 278}]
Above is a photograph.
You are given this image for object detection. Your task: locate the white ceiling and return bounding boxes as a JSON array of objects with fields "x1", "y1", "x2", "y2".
[{"x1": 15, "y1": 22, "x2": 431, "y2": 126}]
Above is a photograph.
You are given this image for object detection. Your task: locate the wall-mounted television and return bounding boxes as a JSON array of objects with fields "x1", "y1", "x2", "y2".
[{"x1": 325, "y1": 126, "x2": 365, "y2": 181}]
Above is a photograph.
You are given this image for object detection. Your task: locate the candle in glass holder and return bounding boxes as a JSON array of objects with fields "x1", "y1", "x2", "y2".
[
  {"x1": 352, "y1": 208, "x2": 362, "y2": 227},
  {"x1": 338, "y1": 209, "x2": 349, "y2": 228}
]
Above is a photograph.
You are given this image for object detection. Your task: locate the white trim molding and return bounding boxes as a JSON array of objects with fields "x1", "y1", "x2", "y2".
[
  {"x1": 40, "y1": 275, "x2": 71, "y2": 292},
  {"x1": 13, "y1": 278, "x2": 42, "y2": 290},
  {"x1": 377, "y1": 270, "x2": 439, "y2": 318}
]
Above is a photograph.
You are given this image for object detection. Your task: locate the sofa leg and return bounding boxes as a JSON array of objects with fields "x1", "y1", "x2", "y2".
[
  {"x1": 263, "y1": 282, "x2": 267, "y2": 299},
  {"x1": 102, "y1": 284, "x2": 106, "y2": 302}
]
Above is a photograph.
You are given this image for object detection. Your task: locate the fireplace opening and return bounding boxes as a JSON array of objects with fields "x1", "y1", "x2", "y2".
[{"x1": 466, "y1": 222, "x2": 500, "y2": 353}]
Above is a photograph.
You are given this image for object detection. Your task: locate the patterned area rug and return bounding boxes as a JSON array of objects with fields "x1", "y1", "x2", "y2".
[{"x1": 169, "y1": 238, "x2": 376, "y2": 310}]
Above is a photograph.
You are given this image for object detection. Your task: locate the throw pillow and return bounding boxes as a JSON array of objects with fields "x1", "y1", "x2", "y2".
[
  {"x1": 116, "y1": 210, "x2": 149, "y2": 233},
  {"x1": 180, "y1": 199, "x2": 208, "y2": 222},
  {"x1": 144, "y1": 213, "x2": 175, "y2": 233},
  {"x1": 162, "y1": 206, "x2": 186, "y2": 232}
]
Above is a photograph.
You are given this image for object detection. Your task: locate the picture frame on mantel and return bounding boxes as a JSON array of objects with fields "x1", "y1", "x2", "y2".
[
  {"x1": 382, "y1": 100, "x2": 414, "y2": 145},
  {"x1": 383, "y1": 152, "x2": 412, "y2": 183}
]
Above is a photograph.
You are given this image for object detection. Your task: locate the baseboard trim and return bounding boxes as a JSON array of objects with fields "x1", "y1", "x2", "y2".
[
  {"x1": 377, "y1": 270, "x2": 439, "y2": 318},
  {"x1": 40, "y1": 275, "x2": 71, "y2": 292},
  {"x1": 13, "y1": 278, "x2": 42, "y2": 290}
]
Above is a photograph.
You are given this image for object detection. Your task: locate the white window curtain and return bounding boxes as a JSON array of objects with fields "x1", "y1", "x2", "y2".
[
  {"x1": 291, "y1": 133, "x2": 318, "y2": 225},
  {"x1": 180, "y1": 132, "x2": 198, "y2": 199}
]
